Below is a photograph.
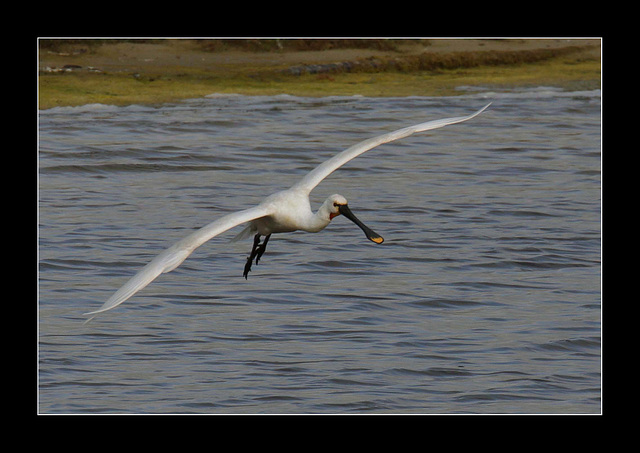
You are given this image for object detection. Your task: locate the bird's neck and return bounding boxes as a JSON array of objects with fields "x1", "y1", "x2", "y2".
[
  {"x1": 302, "y1": 208, "x2": 330, "y2": 233},
  {"x1": 297, "y1": 200, "x2": 331, "y2": 233}
]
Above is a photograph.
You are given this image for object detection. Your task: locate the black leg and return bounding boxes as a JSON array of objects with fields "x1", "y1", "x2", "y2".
[
  {"x1": 255, "y1": 234, "x2": 271, "y2": 265},
  {"x1": 243, "y1": 234, "x2": 262, "y2": 279}
]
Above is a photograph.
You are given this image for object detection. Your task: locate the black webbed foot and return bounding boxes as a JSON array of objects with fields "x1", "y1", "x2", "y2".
[
  {"x1": 243, "y1": 234, "x2": 261, "y2": 279},
  {"x1": 255, "y1": 234, "x2": 271, "y2": 265},
  {"x1": 243, "y1": 234, "x2": 271, "y2": 279}
]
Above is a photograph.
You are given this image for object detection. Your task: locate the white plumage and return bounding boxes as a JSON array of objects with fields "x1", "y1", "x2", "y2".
[{"x1": 85, "y1": 103, "x2": 491, "y2": 319}]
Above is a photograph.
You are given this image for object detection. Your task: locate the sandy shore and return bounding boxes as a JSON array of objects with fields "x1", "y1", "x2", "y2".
[{"x1": 38, "y1": 39, "x2": 601, "y2": 109}]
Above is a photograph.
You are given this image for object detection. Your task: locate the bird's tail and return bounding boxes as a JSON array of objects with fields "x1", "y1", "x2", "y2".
[{"x1": 230, "y1": 223, "x2": 255, "y2": 242}]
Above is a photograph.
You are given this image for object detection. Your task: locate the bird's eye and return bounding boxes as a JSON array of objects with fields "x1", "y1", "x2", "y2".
[{"x1": 333, "y1": 202, "x2": 339, "y2": 207}]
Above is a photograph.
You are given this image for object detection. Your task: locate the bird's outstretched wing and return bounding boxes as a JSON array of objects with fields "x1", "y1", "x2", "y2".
[
  {"x1": 85, "y1": 204, "x2": 273, "y2": 318},
  {"x1": 290, "y1": 103, "x2": 491, "y2": 194},
  {"x1": 86, "y1": 104, "x2": 490, "y2": 319}
]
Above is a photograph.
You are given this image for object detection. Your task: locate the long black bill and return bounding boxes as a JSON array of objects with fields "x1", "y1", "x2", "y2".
[{"x1": 338, "y1": 204, "x2": 384, "y2": 244}]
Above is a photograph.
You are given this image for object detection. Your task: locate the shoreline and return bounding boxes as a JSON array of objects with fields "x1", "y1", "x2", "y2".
[{"x1": 38, "y1": 39, "x2": 601, "y2": 110}]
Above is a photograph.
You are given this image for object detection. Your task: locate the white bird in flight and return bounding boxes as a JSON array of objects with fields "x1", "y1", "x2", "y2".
[{"x1": 85, "y1": 103, "x2": 491, "y2": 319}]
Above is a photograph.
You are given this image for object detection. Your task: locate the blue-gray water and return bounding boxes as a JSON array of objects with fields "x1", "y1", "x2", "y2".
[{"x1": 38, "y1": 88, "x2": 601, "y2": 414}]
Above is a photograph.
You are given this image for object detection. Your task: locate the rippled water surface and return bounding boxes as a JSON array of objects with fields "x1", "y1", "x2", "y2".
[{"x1": 39, "y1": 89, "x2": 601, "y2": 413}]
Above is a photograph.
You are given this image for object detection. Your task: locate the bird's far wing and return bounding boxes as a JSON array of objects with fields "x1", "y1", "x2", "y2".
[
  {"x1": 84, "y1": 204, "x2": 273, "y2": 318},
  {"x1": 290, "y1": 103, "x2": 491, "y2": 194}
]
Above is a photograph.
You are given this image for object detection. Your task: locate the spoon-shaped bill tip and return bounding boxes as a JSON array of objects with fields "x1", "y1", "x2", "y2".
[{"x1": 338, "y1": 204, "x2": 384, "y2": 245}]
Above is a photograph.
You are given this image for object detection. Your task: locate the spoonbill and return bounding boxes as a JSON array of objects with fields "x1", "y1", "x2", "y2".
[{"x1": 85, "y1": 103, "x2": 491, "y2": 318}]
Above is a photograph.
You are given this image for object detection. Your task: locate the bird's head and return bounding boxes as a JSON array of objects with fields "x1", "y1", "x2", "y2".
[{"x1": 324, "y1": 194, "x2": 383, "y2": 244}]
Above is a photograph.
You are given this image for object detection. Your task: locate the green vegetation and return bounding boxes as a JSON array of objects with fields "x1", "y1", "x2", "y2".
[{"x1": 38, "y1": 39, "x2": 600, "y2": 109}]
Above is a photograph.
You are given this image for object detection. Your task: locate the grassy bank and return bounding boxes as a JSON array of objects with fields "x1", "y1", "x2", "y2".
[{"x1": 38, "y1": 39, "x2": 601, "y2": 109}]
